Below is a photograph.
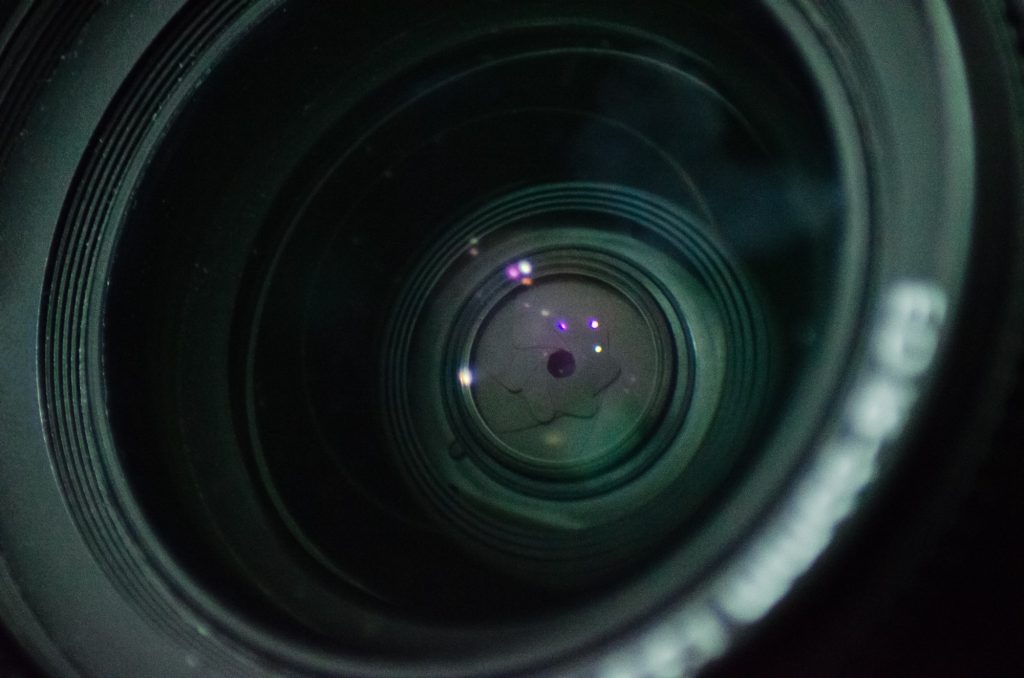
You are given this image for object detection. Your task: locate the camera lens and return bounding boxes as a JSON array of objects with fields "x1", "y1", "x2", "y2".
[
  {"x1": 119, "y1": 6, "x2": 793, "y2": 634},
  {"x1": 2, "y1": 2, "x2": 1023, "y2": 677},
  {"x1": 379, "y1": 182, "x2": 766, "y2": 587}
]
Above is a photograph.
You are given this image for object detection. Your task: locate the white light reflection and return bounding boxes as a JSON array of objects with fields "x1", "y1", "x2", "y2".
[{"x1": 458, "y1": 367, "x2": 474, "y2": 387}]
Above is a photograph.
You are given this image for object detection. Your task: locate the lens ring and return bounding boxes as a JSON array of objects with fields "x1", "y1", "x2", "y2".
[{"x1": 382, "y1": 182, "x2": 769, "y2": 584}]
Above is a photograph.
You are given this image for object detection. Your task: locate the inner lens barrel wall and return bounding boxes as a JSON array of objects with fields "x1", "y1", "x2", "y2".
[{"x1": 103, "y1": 0, "x2": 844, "y2": 655}]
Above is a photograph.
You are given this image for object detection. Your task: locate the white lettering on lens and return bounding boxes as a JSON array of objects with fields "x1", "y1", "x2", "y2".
[
  {"x1": 713, "y1": 281, "x2": 949, "y2": 638},
  {"x1": 874, "y1": 281, "x2": 947, "y2": 378}
]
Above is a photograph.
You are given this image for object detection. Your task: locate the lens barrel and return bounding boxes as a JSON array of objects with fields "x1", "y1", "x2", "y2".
[{"x1": 1, "y1": 2, "x2": 1023, "y2": 677}]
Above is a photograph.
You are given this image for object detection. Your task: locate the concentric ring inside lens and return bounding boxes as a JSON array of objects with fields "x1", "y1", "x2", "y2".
[
  {"x1": 379, "y1": 182, "x2": 768, "y2": 586},
  {"x1": 97, "y1": 1, "x2": 848, "y2": 657}
]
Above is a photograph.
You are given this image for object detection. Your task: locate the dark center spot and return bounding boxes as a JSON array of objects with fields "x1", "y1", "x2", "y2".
[{"x1": 547, "y1": 349, "x2": 576, "y2": 378}]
